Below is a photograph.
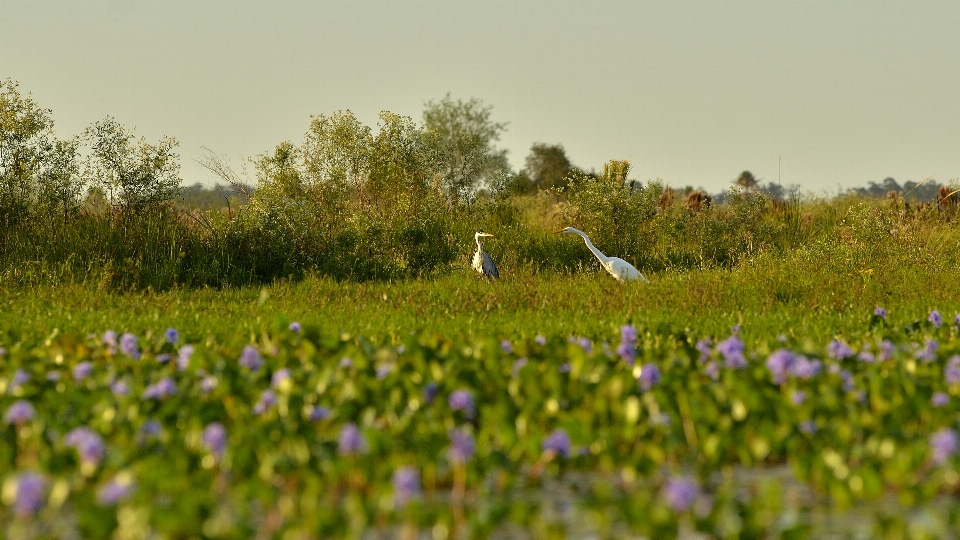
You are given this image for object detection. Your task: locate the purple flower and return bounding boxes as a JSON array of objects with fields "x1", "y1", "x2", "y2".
[
  {"x1": 639, "y1": 363, "x2": 661, "y2": 391},
  {"x1": 931, "y1": 392, "x2": 950, "y2": 407},
  {"x1": 695, "y1": 338, "x2": 712, "y2": 363},
  {"x1": 73, "y1": 361, "x2": 93, "y2": 381},
  {"x1": 4, "y1": 400, "x2": 35, "y2": 425},
  {"x1": 397, "y1": 345, "x2": 405, "y2": 354},
  {"x1": 874, "y1": 307, "x2": 887, "y2": 319},
  {"x1": 110, "y1": 379, "x2": 129, "y2": 396},
  {"x1": 393, "y1": 467, "x2": 421, "y2": 508},
  {"x1": 64, "y1": 427, "x2": 105, "y2": 467},
  {"x1": 857, "y1": 351, "x2": 875, "y2": 363},
  {"x1": 448, "y1": 429, "x2": 475, "y2": 464},
  {"x1": 916, "y1": 349, "x2": 935, "y2": 363},
  {"x1": 799, "y1": 420, "x2": 817, "y2": 434},
  {"x1": 558, "y1": 362, "x2": 571, "y2": 373},
  {"x1": 309, "y1": 405, "x2": 330, "y2": 421},
  {"x1": 703, "y1": 361, "x2": 719, "y2": 380},
  {"x1": 791, "y1": 391, "x2": 806, "y2": 405},
  {"x1": 577, "y1": 337, "x2": 592, "y2": 354},
  {"x1": 617, "y1": 325, "x2": 638, "y2": 365},
  {"x1": 615, "y1": 342, "x2": 636, "y2": 366},
  {"x1": 142, "y1": 377, "x2": 176, "y2": 400},
  {"x1": 914, "y1": 340, "x2": 938, "y2": 363},
  {"x1": 662, "y1": 477, "x2": 699, "y2": 512},
  {"x1": 501, "y1": 339, "x2": 513, "y2": 354},
  {"x1": 376, "y1": 364, "x2": 393, "y2": 380},
  {"x1": 542, "y1": 429, "x2": 572, "y2": 458},
  {"x1": 177, "y1": 345, "x2": 194, "y2": 371},
  {"x1": 271, "y1": 368, "x2": 291, "y2": 388},
  {"x1": 140, "y1": 420, "x2": 162, "y2": 437},
  {"x1": 880, "y1": 340, "x2": 895, "y2": 361},
  {"x1": 239, "y1": 345, "x2": 263, "y2": 372},
  {"x1": 423, "y1": 382, "x2": 439, "y2": 405},
  {"x1": 449, "y1": 390, "x2": 474, "y2": 415},
  {"x1": 338, "y1": 423, "x2": 367, "y2": 455},
  {"x1": 200, "y1": 375, "x2": 217, "y2": 393},
  {"x1": 839, "y1": 369, "x2": 855, "y2": 392},
  {"x1": 717, "y1": 335, "x2": 746, "y2": 369},
  {"x1": 102, "y1": 330, "x2": 118, "y2": 354},
  {"x1": 119, "y1": 333, "x2": 140, "y2": 360},
  {"x1": 153, "y1": 353, "x2": 170, "y2": 365},
  {"x1": 12, "y1": 473, "x2": 46, "y2": 517},
  {"x1": 945, "y1": 356, "x2": 960, "y2": 385},
  {"x1": 511, "y1": 357, "x2": 528, "y2": 377},
  {"x1": 955, "y1": 313, "x2": 960, "y2": 326},
  {"x1": 535, "y1": 335, "x2": 547, "y2": 345},
  {"x1": 0, "y1": 347, "x2": 5, "y2": 356},
  {"x1": 791, "y1": 356, "x2": 822, "y2": 379},
  {"x1": 11, "y1": 368, "x2": 29, "y2": 388},
  {"x1": 827, "y1": 339, "x2": 854, "y2": 360},
  {"x1": 164, "y1": 328, "x2": 179, "y2": 344},
  {"x1": 929, "y1": 310, "x2": 943, "y2": 328},
  {"x1": 97, "y1": 473, "x2": 136, "y2": 505},
  {"x1": 46, "y1": 371, "x2": 60, "y2": 381},
  {"x1": 766, "y1": 349, "x2": 795, "y2": 384},
  {"x1": 288, "y1": 321, "x2": 301, "y2": 333},
  {"x1": 339, "y1": 357, "x2": 353, "y2": 369},
  {"x1": 202, "y1": 422, "x2": 227, "y2": 458},
  {"x1": 253, "y1": 389, "x2": 277, "y2": 415},
  {"x1": 930, "y1": 428, "x2": 959, "y2": 465}
]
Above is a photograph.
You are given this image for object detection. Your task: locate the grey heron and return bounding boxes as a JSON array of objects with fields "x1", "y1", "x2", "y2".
[
  {"x1": 555, "y1": 227, "x2": 648, "y2": 282},
  {"x1": 472, "y1": 230, "x2": 500, "y2": 278}
]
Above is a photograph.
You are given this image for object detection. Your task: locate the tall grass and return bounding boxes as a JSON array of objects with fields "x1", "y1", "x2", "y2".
[{"x1": 0, "y1": 179, "x2": 957, "y2": 291}]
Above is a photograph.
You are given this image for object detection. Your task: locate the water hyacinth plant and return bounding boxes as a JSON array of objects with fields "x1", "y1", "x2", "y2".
[
  {"x1": 3, "y1": 400, "x2": 34, "y2": 425},
  {"x1": 0, "y1": 308, "x2": 957, "y2": 537}
]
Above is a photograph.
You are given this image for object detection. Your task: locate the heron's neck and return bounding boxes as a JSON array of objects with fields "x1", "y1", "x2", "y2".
[
  {"x1": 576, "y1": 232, "x2": 610, "y2": 263},
  {"x1": 475, "y1": 237, "x2": 482, "y2": 251}
]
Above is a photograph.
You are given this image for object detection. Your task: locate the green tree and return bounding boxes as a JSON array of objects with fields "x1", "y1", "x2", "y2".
[
  {"x1": 422, "y1": 94, "x2": 510, "y2": 204},
  {"x1": 523, "y1": 143, "x2": 573, "y2": 191},
  {"x1": 0, "y1": 79, "x2": 82, "y2": 223},
  {"x1": 734, "y1": 170, "x2": 758, "y2": 193},
  {"x1": 83, "y1": 117, "x2": 181, "y2": 213}
]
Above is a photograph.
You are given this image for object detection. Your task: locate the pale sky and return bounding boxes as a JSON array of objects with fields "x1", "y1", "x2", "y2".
[{"x1": 2, "y1": 0, "x2": 959, "y2": 193}]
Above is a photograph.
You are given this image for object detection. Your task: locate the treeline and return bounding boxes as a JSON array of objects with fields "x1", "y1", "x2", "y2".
[{"x1": 1, "y1": 78, "x2": 958, "y2": 289}]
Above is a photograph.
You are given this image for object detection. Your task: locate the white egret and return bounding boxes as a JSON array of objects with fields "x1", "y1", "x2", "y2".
[
  {"x1": 555, "y1": 227, "x2": 648, "y2": 282},
  {"x1": 472, "y1": 230, "x2": 500, "y2": 278}
]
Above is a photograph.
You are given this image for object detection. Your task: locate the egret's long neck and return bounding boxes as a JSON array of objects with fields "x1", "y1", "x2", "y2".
[{"x1": 576, "y1": 232, "x2": 610, "y2": 263}]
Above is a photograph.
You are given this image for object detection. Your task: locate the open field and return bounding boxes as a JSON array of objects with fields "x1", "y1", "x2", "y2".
[{"x1": 3, "y1": 246, "x2": 960, "y2": 538}]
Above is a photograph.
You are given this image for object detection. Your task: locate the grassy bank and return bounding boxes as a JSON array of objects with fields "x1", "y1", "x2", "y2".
[{"x1": 2, "y1": 234, "x2": 957, "y2": 346}]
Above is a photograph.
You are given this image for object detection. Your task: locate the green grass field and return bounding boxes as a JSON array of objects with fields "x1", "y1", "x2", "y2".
[{"x1": 3, "y1": 241, "x2": 956, "y2": 345}]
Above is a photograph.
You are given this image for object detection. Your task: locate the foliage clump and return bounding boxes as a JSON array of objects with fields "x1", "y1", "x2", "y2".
[{"x1": 226, "y1": 111, "x2": 460, "y2": 280}]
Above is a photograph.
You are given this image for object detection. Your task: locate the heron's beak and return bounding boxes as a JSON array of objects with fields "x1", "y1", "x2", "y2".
[
  {"x1": 480, "y1": 233, "x2": 494, "y2": 237},
  {"x1": 553, "y1": 229, "x2": 565, "y2": 234}
]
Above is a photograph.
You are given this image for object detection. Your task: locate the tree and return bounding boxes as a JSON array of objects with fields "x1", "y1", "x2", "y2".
[
  {"x1": 0, "y1": 79, "x2": 82, "y2": 223},
  {"x1": 734, "y1": 170, "x2": 758, "y2": 193},
  {"x1": 523, "y1": 143, "x2": 573, "y2": 191},
  {"x1": 83, "y1": 117, "x2": 181, "y2": 213},
  {"x1": 421, "y1": 95, "x2": 510, "y2": 204}
]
